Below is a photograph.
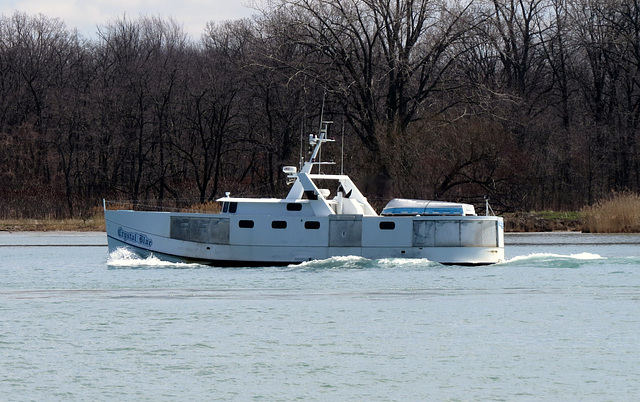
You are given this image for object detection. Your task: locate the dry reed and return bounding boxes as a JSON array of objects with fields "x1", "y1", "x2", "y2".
[
  {"x1": 182, "y1": 201, "x2": 222, "y2": 213},
  {"x1": 581, "y1": 192, "x2": 640, "y2": 233}
]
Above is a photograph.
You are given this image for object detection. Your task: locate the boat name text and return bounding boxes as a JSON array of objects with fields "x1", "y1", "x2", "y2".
[{"x1": 118, "y1": 227, "x2": 153, "y2": 247}]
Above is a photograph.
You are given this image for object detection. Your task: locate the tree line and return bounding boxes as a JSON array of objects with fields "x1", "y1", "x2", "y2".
[{"x1": 1, "y1": 0, "x2": 639, "y2": 219}]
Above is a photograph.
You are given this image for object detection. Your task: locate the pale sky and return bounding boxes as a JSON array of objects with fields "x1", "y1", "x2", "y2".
[{"x1": 0, "y1": 0, "x2": 260, "y2": 40}]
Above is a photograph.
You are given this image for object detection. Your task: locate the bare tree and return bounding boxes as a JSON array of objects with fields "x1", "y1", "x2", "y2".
[
  {"x1": 0, "y1": 12, "x2": 89, "y2": 216},
  {"x1": 267, "y1": 0, "x2": 474, "y2": 188},
  {"x1": 171, "y1": 21, "x2": 243, "y2": 203},
  {"x1": 94, "y1": 15, "x2": 189, "y2": 203}
]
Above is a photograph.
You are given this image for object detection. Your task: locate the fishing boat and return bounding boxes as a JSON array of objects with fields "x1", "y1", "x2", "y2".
[{"x1": 104, "y1": 121, "x2": 504, "y2": 266}]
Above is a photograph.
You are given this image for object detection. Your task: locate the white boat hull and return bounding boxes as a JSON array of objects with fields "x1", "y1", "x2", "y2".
[{"x1": 105, "y1": 210, "x2": 504, "y2": 266}]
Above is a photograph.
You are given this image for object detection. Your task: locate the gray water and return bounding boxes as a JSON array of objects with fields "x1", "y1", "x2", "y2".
[{"x1": 1, "y1": 231, "x2": 639, "y2": 401}]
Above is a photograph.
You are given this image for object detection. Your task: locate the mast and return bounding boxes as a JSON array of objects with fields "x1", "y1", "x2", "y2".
[
  {"x1": 282, "y1": 107, "x2": 377, "y2": 216},
  {"x1": 305, "y1": 120, "x2": 334, "y2": 174}
]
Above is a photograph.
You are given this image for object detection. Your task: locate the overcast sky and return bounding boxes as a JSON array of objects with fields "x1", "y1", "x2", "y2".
[{"x1": 0, "y1": 0, "x2": 260, "y2": 40}]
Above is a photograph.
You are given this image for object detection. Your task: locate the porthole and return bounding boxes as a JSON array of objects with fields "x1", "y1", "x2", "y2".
[
  {"x1": 286, "y1": 203, "x2": 303, "y2": 211},
  {"x1": 305, "y1": 221, "x2": 320, "y2": 230},
  {"x1": 379, "y1": 221, "x2": 395, "y2": 230},
  {"x1": 272, "y1": 221, "x2": 287, "y2": 229},
  {"x1": 239, "y1": 220, "x2": 254, "y2": 228}
]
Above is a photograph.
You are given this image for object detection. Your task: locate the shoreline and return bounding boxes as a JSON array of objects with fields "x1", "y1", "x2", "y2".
[
  {"x1": 0, "y1": 213, "x2": 581, "y2": 233},
  {"x1": 503, "y1": 212, "x2": 582, "y2": 232},
  {"x1": 0, "y1": 218, "x2": 106, "y2": 233}
]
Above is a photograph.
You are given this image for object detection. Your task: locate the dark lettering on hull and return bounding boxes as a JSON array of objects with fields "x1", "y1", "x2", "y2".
[{"x1": 117, "y1": 227, "x2": 153, "y2": 247}]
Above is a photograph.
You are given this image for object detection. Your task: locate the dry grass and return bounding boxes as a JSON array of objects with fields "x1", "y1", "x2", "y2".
[
  {"x1": 0, "y1": 200, "x2": 223, "y2": 232},
  {"x1": 0, "y1": 206, "x2": 106, "y2": 232},
  {"x1": 104, "y1": 201, "x2": 134, "y2": 210},
  {"x1": 182, "y1": 201, "x2": 222, "y2": 213},
  {"x1": 504, "y1": 211, "x2": 582, "y2": 232},
  {"x1": 581, "y1": 192, "x2": 640, "y2": 233},
  {"x1": 0, "y1": 217, "x2": 105, "y2": 232}
]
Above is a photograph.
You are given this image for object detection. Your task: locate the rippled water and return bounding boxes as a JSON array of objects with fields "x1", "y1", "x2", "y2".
[{"x1": 1, "y1": 232, "x2": 639, "y2": 400}]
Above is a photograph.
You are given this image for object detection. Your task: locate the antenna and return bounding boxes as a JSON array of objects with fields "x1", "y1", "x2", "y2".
[
  {"x1": 317, "y1": 92, "x2": 326, "y2": 174},
  {"x1": 299, "y1": 115, "x2": 304, "y2": 171},
  {"x1": 318, "y1": 91, "x2": 326, "y2": 140},
  {"x1": 341, "y1": 121, "x2": 345, "y2": 175},
  {"x1": 303, "y1": 90, "x2": 335, "y2": 175}
]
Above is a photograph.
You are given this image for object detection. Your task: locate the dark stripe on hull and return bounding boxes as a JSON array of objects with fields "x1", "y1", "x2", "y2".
[
  {"x1": 107, "y1": 235, "x2": 296, "y2": 267},
  {"x1": 107, "y1": 235, "x2": 494, "y2": 267}
]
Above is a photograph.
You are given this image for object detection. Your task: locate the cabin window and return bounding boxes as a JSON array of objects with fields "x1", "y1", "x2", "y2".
[
  {"x1": 228, "y1": 202, "x2": 238, "y2": 213},
  {"x1": 272, "y1": 220, "x2": 287, "y2": 229},
  {"x1": 305, "y1": 221, "x2": 320, "y2": 230},
  {"x1": 222, "y1": 202, "x2": 229, "y2": 213},
  {"x1": 379, "y1": 221, "x2": 396, "y2": 230},
  {"x1": 286, "y1": 203, "x2": 303, "y2": 211},
  {"x1": 239, "y1": 220, "x2": 254, "y2": 228}
]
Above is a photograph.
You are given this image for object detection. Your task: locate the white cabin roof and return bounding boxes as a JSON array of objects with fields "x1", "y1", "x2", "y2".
[{"x1": 381, "y1": 199, "x2": 476, "y2": 216}]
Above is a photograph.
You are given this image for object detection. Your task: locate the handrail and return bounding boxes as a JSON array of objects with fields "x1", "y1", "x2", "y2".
[{"x1": 102, "y1": 200, "x2": 221, "y2": 214}]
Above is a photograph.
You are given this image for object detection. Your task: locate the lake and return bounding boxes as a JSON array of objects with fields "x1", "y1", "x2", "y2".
[{"x1": 1, "y1": 231, "x2": 639, "y2": 400}]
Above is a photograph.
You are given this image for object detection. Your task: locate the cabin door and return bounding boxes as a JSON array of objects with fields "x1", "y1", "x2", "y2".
[{"x1": 328, "y1": 215, "x2": 362, "y2": 247}]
